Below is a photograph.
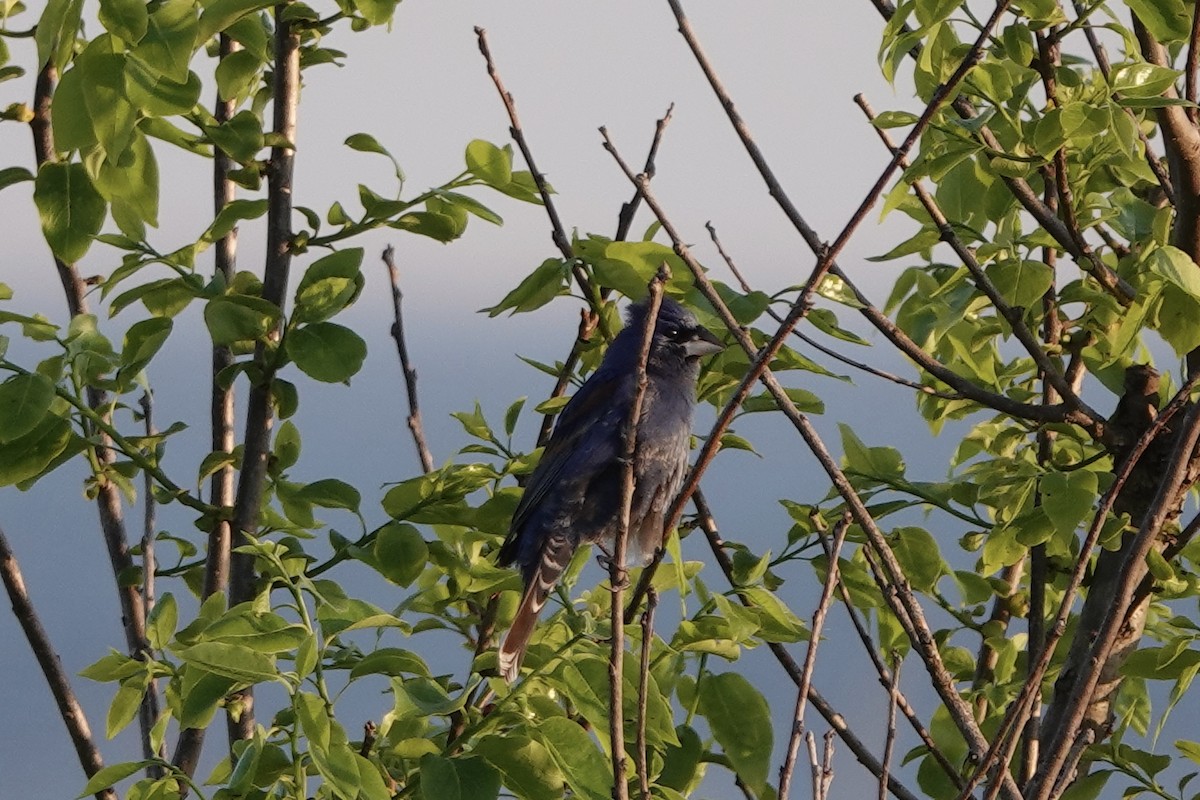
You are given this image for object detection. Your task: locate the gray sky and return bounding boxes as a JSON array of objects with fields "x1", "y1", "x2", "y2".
[{"x1": 0, "y1": 2, "x2": 1105, "y2": 798}]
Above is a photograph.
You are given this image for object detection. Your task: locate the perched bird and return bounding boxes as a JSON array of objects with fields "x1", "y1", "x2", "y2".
[{"x1": 497, "y1": 296, "x2": 723, "y2": 682}]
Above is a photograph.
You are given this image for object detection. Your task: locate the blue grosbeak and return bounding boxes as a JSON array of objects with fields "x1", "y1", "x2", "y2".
[{"x1": 497, "y1": 297, "x2": 723, "y2": 682}]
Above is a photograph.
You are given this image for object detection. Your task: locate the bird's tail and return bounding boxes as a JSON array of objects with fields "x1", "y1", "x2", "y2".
[{"x1": 498, "y1": 532, "x2": 573, "y2": 683}]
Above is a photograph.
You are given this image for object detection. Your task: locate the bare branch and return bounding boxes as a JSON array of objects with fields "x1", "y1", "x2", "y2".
[
  {"x1": 474, "y1": 26, "x2": 605, "y2": 331},
  {"x1": 636, "y1": 589, "x2": 657, "y2": 800},
  {"x1": 616, "y1": 104, "x2": 674, "y2": 242},
  {"x1": 880, "y1": 654, "x2": 901, "y2": 800},
  {"x1": 382, "y1": 245, "x2": 435, "y2": 473},
  {"x1": 608, "y1": 266, "x2": 669, "y2": 800},
  {"x1": 779, "y1": 515, "x2": 848, "y2": 800},
  {"x1": 0, "y1": 523, "x2": 117, "y2": 800}
]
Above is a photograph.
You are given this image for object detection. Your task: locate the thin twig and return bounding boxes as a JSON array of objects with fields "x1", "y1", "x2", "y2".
[
  {"x1": 0, "y1": 524, "x2": 117, "y2": 800},
  {"x1": 608, "y1": 266, "x2": 669, "y2": 800},
  {"x1": 880, "y1": 653, "x2": 902, "y2": 800},
  {"x1": 692, "y1": 493, "x2": 923, "y2": 800},
  {"x1": 636, "y1": 589, "x2": 658, "y2": 800},
  {"x1": 705, "y1": 221, "x2": 959, "y2": 400},
  {"x1": 616, "y1": 104, "x2": 675, "y2": 241},
  {"x1": 1189, "y1": 0, "x2": 1200, "y2": 122},
  {"x1": 138, "y1": 391, "x2": 164, "y2": 777},
  {"x1": 779, "y1": 515, "x2": 849, "y2": 800},
  {"x1": 474, "y1": 26, "x2": 604, "y2": 332},
  {"x1": 382, "y1": 245, "x2": 435, "y2": 473},
  {"x1": 538, "y1": 104, "x2": 675, "y2": 446}
]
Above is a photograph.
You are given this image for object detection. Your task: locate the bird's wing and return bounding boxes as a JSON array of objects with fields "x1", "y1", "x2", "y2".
[
  {"x1": 497, "y1": 530, "x2": 574, "y2": 682},
  {"x1": 500, "y1": 367, "x2": 631, "y2": 560}
]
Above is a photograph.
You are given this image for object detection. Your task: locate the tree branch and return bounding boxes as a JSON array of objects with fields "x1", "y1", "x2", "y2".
[
  {"x1": 382, "y1": 245, "x2": 435, "y2": 473},
  {"x1": 608, "y1": 267, "x2": 669, "y2": 800},
  {"x1": 778, "y1": 516, "x2": 848, "y2": 800},
  {"x1": 29, "y1": 57, "x2": 153, "y2": 771},
  {"x1": 0, "y1": 523, "x2": 117, "y2": 800},
  {"x1": 227, "y1": 8, "x2": 301, "y2": 744}
]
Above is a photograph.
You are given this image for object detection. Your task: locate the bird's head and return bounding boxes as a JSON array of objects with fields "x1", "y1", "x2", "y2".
[{"x1": 626, "y1": 296, "x2": 724, "y2": 374}]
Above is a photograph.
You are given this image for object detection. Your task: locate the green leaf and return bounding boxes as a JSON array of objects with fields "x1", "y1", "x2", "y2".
[
  {"x1": 107, "y1": 679, "x2": 145, "y2": 737},
  {"x1": 839, "y1": 423, "x2": 904, "y2": 480},
  {"x1": 483, "y1": 259, "x2": 569, "y2": 316},
  {"x1": 198, "y1": 0, "x2": 277, "y2": 42},
  {"x1": 372, "y1": 522, "x2": 428, "y2": 587},
  {"x1": 352, "y1": 0, "x2": 401, "y2": 25},
  {"x1": 76, "y1": 761, "x2": 156, "y2": 799},
  {"x1": 302, "y1": 478, "x2": 361, "y2": 512},
  {"x1": 349, "y1": 647, "x2": 431, "y2": 679},
  {"x1": 475, "y1": 735, "x2": 564, "y2": 800},
  {"x1": 80, "y1": 650, "x2": 145, "y2": 682},
  {"x1": 146, "y1": 592, "x2": 178, "y2": 650},
  {"x1": 174, "y1": 641, "x2": 277, "y2": 683},
  {"x1": 286, "y1": 322, "x2": 367, "y2": 383},
  {"x1": 0, "y1": 373, "x2": 55, "y2": 443},
  {"x1": 203, "y1": 198, "x2": 269, "y2": 245},
  {"x1": 533, "y1": 717, "x2": 612, "y2": 800},
  {"x1": 120, "y1": 317, "x2": 173, "y2": 376},
  {"x1": 215, "y1": 48, "x2": 261, "y2": 103},
  {"x1": 420, "y1": 755, "x2": 501, "y2": 800},
  {"x1": 1040, "y1": 471, "x2": 1098, "y2": 538},
  {"x1": 0, "y1": 167, "x2": 34, "y2": 194},
  {"x1": 100, "y1": 0, "x2": 149, "y2": 42},
  {"x1": 130, "y1": 0, "x2": 198, "y2": 82},
  {"x1": 1111, "y1": 63, "x2": 1183, "y2": 99},
  {"x1": 86, "y1": 131, "x2": 160, "y2": 228},
  {"x1": 52, "y1": 67, "x2": 96, "y2": 152},
  {"x1": 890, "y1": 527, "x2": 948, "y2": 593},
  {"x1": 985, "y1": 258, "x2": 1052, "y2": 308},
  {"x1": 124, "y1": 59, "x2": 202, "y2": 116},
  {"x1": 465, "y1": 139, "x2": 513, "y2": 188},
  {"x1": 294, "y1": 248, "x2": 364, "y2": 323},
  {"x1": 34, "y1": 162, "x2": 107, "y2": 263},
  {"x1": 0, "y1": 417, "x2": 74, "y2": 486},
  {"x1": 205, "y1": 109, "x2": 265, "y2": 163},
  {"x1": 78, "y1": 41, "x2": 137, "y2": 158},
  {"x1": 1125, "y1": 0, "x2": 1191, "y2": 43},
  {"x1": 274, "y1": 419, "x2": 301, "y2": 469},
  {"x1": 697, "y1": 672, "x2": 772, "y2": 795},
  {"x1": 36, "y1": 0, "x2": 85, "y2": 72},
  {"x1": 203, "y1": 295, "x2": 280, "y2": 345}
]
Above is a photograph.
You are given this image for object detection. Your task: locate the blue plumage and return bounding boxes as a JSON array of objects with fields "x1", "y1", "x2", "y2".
[{"x1": 497, "y1": 297, "x2": 723, "y2": 682}]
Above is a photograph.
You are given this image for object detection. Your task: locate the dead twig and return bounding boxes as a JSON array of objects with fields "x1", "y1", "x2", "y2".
[{"x1": 382, "y1": 245, "x2": 435, "y2": 473}]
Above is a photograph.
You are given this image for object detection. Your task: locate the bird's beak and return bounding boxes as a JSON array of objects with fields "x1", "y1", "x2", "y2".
[{"x1": 684, "y1": 325, "x2": 724, "y2": 358}]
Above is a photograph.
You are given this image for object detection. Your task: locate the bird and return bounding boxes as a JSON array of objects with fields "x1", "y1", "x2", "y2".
[{"x1": 496, "y1": 296, "x2": 723, "y2": 682}]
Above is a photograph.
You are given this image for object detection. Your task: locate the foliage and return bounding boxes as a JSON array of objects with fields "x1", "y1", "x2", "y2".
[{"x1": 7, "y1": 1, "x2": 1200, "y2": 800}]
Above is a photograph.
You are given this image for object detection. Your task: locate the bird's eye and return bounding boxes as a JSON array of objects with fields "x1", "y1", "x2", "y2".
[{"x1": 663, "y1": 326, "x2": 681, "y2": 340}]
